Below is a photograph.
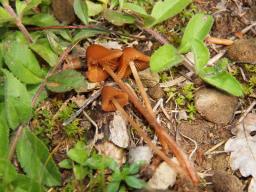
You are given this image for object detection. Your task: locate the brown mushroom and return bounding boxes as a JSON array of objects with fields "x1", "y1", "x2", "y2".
[
  {"x1": 116, "y1": 47, "x2": 150, "y2": 79},
  {"x1": 86, "y1": 44, "x2": 122, "y2": 82},
  {"x1": 101, "y1": 86, "x2": 129, "y2": 112}
]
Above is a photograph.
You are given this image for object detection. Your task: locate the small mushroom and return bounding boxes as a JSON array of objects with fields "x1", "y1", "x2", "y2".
[
  {"x1": 86, "y1": 44, "x2": 123, "y2": 82},
  {"x1": 116, "y1": 47, "x2": 150, "y2": 79},
  {"x1": 101, "y1": 86, "x2": 129, "y2": 112}
]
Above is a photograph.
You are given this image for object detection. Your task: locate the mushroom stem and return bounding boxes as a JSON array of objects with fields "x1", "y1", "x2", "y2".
[
  {"x1": 112, "y1": 98, "x2": 182, "y2": 173},
  {"x1": 129, "y1": 61, "x2": 154, "y2": 117},
  {"x1": 102, "y1": 64, "x2": 199, "y2": 184}
]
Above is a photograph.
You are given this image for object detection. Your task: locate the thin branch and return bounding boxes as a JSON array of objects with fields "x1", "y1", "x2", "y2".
[{"x1": 2, "y1": 2, "x2": 33, "y2": 43}]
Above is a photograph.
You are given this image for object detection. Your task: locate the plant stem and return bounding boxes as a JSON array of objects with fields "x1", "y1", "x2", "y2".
[
  {"x1": 112, "y1": 98, "x2": 182, "y2": 174},
  {"x1": 103, "y1": 64, "x2": 199, "y2": 184},
  {"x1": 2, "y1": 2, "x2": 33, "y2": 43}
]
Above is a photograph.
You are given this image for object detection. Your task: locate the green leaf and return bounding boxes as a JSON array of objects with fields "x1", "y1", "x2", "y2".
[
  {"x1": 16, "y1": 128, "x2": 61, "y2": 186},
  {"x1": 149, "y1": 0, "x2": 191, "y2": 27},
  {"x1": 23, "y1": 0, "x2": 42, "y2": 14},
  {"x1": 124, "y1": 176, "x2": 145, "y2": 189},
  {"x1": 0, "y1": 103, "x2": 9, "y2": 159},
  {"x1": 191, "y1": 39, "x2": 210, "y2": 74},
  {"x1": 104, "y1": 9, "x2": 135, "y2": 26},
  {"x1": 0, "y1": 159, "x2": 17, "y2": 184},
  {"x1": 46, "y1": 70, "x2": 88, "y2": 93},
  {"x1": 0, "y1": 43, "x2": 3, "y2": 69},
  {"x1": 0, "y1": 7, "x2": 13, "y2": 25},
  {"x1": 107, "y1": 181, "x2": 120, "y2": 192},
  {"x1": 87, "y1": 1, "x2": 103, "y2": 16},
  {"x1": 46, "y1": 31, "x2": 67, "y2": 54},
  {"x1": 3, "y1": 40, "x2": 44, "y2": 84},
  {"x1": 30, "y1": 39, "x2": 58, "y2": 67},
  {"x1": 23, "y1": 13, "x2": 59, "y2": 26},
  {"x1": 123, "y1": 2, "x2": 148, "y2": 16},
  {"x1": 74, "y1": 0, "x2": 88, "y2": 25},
  {"x1": 2, "y1": 69, "x2": 32, "y2": 129},
  {"x1": 58, "y1": 159, "x2": 73, "y2": 169},
  {"x1": 127, "y1": 163, "x2": 141, "y2": 175},
  {"x1": 150, "y1": 44, "x2": 183, "y2": 72},
  {"x1": 179, "y1": 13, "x2": 214, "y2": 53},
  {"x1": 67, "y1": 141, "x2": 88, "y2": 165},
  {"x1": 73, "y1": 165, "x2": 88, "y2": 180},
  {"x1": 12, "y1": 174, "x2": 44, "y2": 192},
  {"x1": 15, "y1": 0, "x2": 27, "y2": 17},
  {"x1": 27, "y1": 84, "x2": 48, "y2": 106},
  {"x1": 73, "y1": 28, "x2": 108, "y2": 42}
]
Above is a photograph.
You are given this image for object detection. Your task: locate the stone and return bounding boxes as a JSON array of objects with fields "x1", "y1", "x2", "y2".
[
  {"x1": 138, "y1": 69, "x2": 160, "y2": 88},
  {"x1": 195, "y1": 88, "x2": 238, "y2": 124},
  {"x1": 52, "y1": 0, "x2": 76, "y2": 24},
  {"x1": 227, "y1": 39, "x2": 256, "y2": 64},
  {"x1": 148, "y1": 84, "x2": 164, "y2": 100}
]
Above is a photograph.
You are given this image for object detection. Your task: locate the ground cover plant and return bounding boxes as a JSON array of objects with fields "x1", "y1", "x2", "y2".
[{"x1": 0, "y1": 0, "x2": 256, "y2": 191}]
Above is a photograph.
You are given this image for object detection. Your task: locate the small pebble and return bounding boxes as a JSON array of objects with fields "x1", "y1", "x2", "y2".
[{"x1": 148, "y1": 84, "x2": 164, "y2": 100}]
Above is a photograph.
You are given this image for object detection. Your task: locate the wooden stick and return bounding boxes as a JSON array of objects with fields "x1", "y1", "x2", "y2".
[
  {"x1": 112, "y1": 98, "x2": 182, "y2": 173},
  {"x1": 205, "y1": 36, "x2": 234, "y2": 46},
  {"x1": 103, "y1": 64, "x2": 199, "y2": 184}
]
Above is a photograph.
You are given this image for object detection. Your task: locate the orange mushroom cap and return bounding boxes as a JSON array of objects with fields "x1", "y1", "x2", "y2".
[
  {"x1": 101, "y1": 86, "x2": 129, "y2": 112},
  {"x1": 116, "y1": 47, "x2": 150, "y2": 79},
  {"x1": 86, "y1": 44, "x2": 123, "y2": 82}
]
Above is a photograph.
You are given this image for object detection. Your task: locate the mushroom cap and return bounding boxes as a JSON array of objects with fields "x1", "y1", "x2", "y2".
[
  {"x1": 86, "y1": 44, "x2": 123, "y2": 82},
  {"x1": 117, "y1": 47, "x2": 150, "y2": 79},
  {"x1": 101, "y1": 86, "x2": 129, "y2": 112}
]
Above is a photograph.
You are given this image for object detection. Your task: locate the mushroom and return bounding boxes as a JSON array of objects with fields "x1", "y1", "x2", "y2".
[
  {"x1": 101, "y1": 86, "x2": 182, "y2": 174},
  {"x1": 101, "y1": 86, "x2": 129, "y2": 112},
  {"x1": 116, "y1": 47, "x2": 150, "y2": 79},
  {"x1": 86, "y1": 44, "x2": 122, "y2": 82}
]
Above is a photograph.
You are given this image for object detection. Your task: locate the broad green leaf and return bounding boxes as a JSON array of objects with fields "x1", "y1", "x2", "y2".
[
  {"x1": 74, "y1": 0, "x2": 88, "y2": 25},
  {"x1": 191, "y1": 39, "x2": 210, "y2": 74},
  {"x1": 73, "y1": 28, "x2": 108, "y2": 42},
  {"x1": 46, "y1": 31, "x2": 67, "y2": 54},
  {"x1": 27, "y1": 84, "x2": 48, "y2": 106},
  {"x1": 0, "y1": 43, "x2": 3, "y2": 69},
  {"x1": 87, "y1": 1, "x2": 103, "y2": 16},
  {"x1": 0, "y1": 84, "x2": 3, "y2": 101},
  {"x1": 12, "y1": 174, "x2": 44, "y2": 192},
  {"x1": 3, "y1": 40, "x2": 44, "y2": 84},
  {"x1": 104, "y1": 9, "x2": 135, "y2": 26},
  {"x1": 107, "y1": 181, "x2": 120, "y2": 192},
  {"x1": 0, "y1": 159, "x2": 17, "y2": 184},
  {"x1": 202, "y1": 71, "x2": 244, "y2": 97},
  {"x1": 58, "y1": 159, "x2": 73, "y2": 169},
  {"x1": 0, "y1": 103, "x2": 9, "y2": 159},
  {"x1": 23, "y1": 13, "x2": 59, "y2": 26},
  {"x1": 150, "y1": 44, "x2": 183, "y2": 72},
  {"x1": 127, "y1": 163, "x2": 141, "y2": 175},
  {"x1": 67, "y1": 141, "x2": 88, "y2": 165},
  {"x1": 16, "y1": 128, "x2": 61, "y2": 186},
  {"x1": 149, "y1": 0, "x2": 191, "y2": 27},
  {"x1": 0, "y1": 7, "x2": 13, "y2": 25},
  {"x1": 2, "y1": 69, "x2": 32, "y2": 129},
  {"x1": 15, "y1": 0, "x2": 27, "y2": 17},
  {"x1": 46, "y1": 70, "x2": 88, "y2": 93},
  {"x1": 123, "y1": 2, "x2": 148, "y2": 17},
  {"x1": 23, "y1": 0, "x2": 42, "y2": 14},
  {"x1": 30, "y1": 39, "x2": 58, "y2": 67},
  {"x1": 118, "y1": 0, "x2": 124, "y2": 8},
  {"x1": 73, "y1": 165, "x2": 88, "y2": 180},
  {"x1": 179, "y1": 13, "x2": 214, "y2": 53},
  {"x1": 125, "y1": 176, "x2": 145, "y2": 189}
]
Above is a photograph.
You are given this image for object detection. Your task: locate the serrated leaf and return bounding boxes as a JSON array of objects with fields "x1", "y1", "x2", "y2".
[
  {"x1": 125, "y1": 176, "x2": 145, "y2": 189},
  {"x1": 23, "y1": 13, "x2": 59, "y2": 26},
  {"x1": 179, "y1": 13, "x2": 214, "y2": 53},
  {"x1": 0, "y1": 103, "x2": 9, "y2": 159},
  {"x1": 2, "y1": 69, "x2": 32, "y2": 129},
  {"x1": 149, "y1": 0, "x2": 191, "y2": 27},
  {"x1": 191, "y1": 39, "x2": 210, "y2": 74},
  {"x1": 0, "y1": 6, "x2": 13, "y2": 25},
  {"x1": 74, "y1": 0, "x2": 88, "y2": 25},
  {"x1": 0, "y1": 159, "x2": 17, "y2": 184},
  {"x1": 58, "y1": 159, "x2": 73, "y2": 169},
  {"x1": 30, "y1": 39, "x2": 58, "y2": 67},
  {"x1": 46, "y1": 70, "x2": 87, "y2": 93},
  {"x1": 73, "y1": 28, "x2": 108, "y2": 42},
  {"x1": 46, "y1": 31, "x2": 67, "y2": 54},
  {"x1": 87, "y1": 1, "x2": 103, "y2": 17},
  {"x1": 67, "y1": 141, "x2": 88, "y2": 165},
  {"x1": 150, "y1": 44, "x2": 183, "y2": 72},
  {"x1": 12, "y1": 174, "x2": 44, "y2": 192},
  {"x1": 3, "y1": 40, "x2": 44, "y2": 84},
  {"x1": 16, "y1": 128, "x2": 61, "y2": 186},
  {"x1": 104, "y1": 9, "x2": 135, "y2": 26}
]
